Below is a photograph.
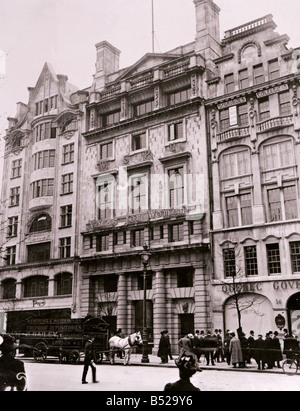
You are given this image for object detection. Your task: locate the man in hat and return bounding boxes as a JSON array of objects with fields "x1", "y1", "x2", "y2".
[
  {"x1": 0, "y1": 335, "x2": 27, "y2": 391},
  {"x1": 82, "y1": 336, "x2": 99, "y2": 384},
  {"x1": 158, "y1": 331, "x2": 170, "y2": 364},
  {"x1": 178, "y1": 333, "x2": 198, "y2": 363},
  {"x1": 164, "y1": 355, "x2": 201, "y2": 391}
]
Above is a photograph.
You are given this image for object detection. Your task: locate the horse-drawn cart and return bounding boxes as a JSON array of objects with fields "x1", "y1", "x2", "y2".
[{"x1": 17, "y1": 316, "x2": 110, "y2": 364}]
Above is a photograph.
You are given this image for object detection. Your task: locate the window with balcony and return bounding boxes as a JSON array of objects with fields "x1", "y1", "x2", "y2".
[
  {"x1": 7, "y1": 216, "x2": 18, "y2": 237},
  {"x1": 23, "y1": 276, "x2": 48, "y2": 298},
  {"x1": 279, "y1": 91, "x2": 292, "y2": 116},
  {"x1": 220, "y1": 108, "x2": 230, "y2": 131},
  {"x1": 244, "y1": 246, "x2": 258, "y2": 276},
  {"x1": 266, "y1": 243, "x2": 281, "y2": 275},
  {"x1": 27, "y1": 242, "x2": 51, "y2": 263},
  {"x1": 55, "y1": 272, "x2": 73, "y2": 295},
  {"x1": 33, "y1": 150, "x2": 55, "y2": 170},
  {"x1": 237, "y1": 104, "x2": 249, "y2": 127},
  {"x1": 59, "y1": 237, "x2": 71, "y2": 259},
  {"x1": 30, "y1": 214, "x2": 52, "y2": 233},
  {"x1": 253, "y1": 64, "x2": 265, "y2": 85},
  {"x1": 32, "y1": 179, "x2": 54, "y2": 198},
  {"x1": 61, "y1": 173, "x2": 73, "y2": 195},
  {"x1": 62, "y1": 144, "x2": 74, "y2": 164},
  {"x1": 11, "y1": 159, "x2": 22, "y2": 178}
]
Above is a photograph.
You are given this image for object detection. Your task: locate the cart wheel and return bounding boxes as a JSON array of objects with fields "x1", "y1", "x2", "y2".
[
  {"x1": 282, "y1": 359, "x2": 298, "y2": 376},
  {"x1": 33, "y1": 342, "x2": 48, "y2": 362},
  {"x1": 68, "y1": 350, "x2": 81, "y2": 365}
]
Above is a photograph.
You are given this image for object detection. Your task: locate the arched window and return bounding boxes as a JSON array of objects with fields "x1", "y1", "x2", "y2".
[
  {"x1": 23, "y1": 276, "x2": 48, "y2": 298},
  {"x1": 29, "y1": 214, "x2": 52, "y2": 233},
  {"x1": 2, "y1": 278, "x2": 16, "y2": 300},
  {"x1": 55, "y1": 273, "x2": 73, "y2": 296}
]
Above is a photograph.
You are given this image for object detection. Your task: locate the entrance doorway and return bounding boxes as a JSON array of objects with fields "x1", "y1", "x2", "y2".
[
  {"x1": 287, "y1": 293, "x2": 300, "y2": 338},
  {"x1": 179, "y1": 314, "x2": 194, "y2": 339}
]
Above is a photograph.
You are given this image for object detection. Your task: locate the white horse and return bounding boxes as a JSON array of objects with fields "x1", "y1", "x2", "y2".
[{"x1": 109, "y1": 332, "x2": 143, "y2": 365}]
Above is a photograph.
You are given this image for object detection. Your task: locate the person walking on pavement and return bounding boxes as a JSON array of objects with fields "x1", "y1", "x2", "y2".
[
  {"x1": 82, "y1": 336, "x2": 98, "y2": 385},
  {"x1": 213, "y1": 329, "x2": 223, "y2": 363},
  {"x1": 204, "y1": 331, "x2": 217, "y2": 366},
  {"x1": 254, "y1": 334, "x2": 266, "y2": 370},
  {"x1": 229, "y1": 332, "x2": 243, "y2": 368},
  {"x1": 265, "y1": 332, "x2": 275, "y2": 370},
  {"x1": 164, "y1": 330, "x2": 173, "y2": 360},
  {"x1": 158, "y1": 331, "x2": 170, "y2": 364},
  {"x1": 178, "y1": 333, "x2": 198, "y2": 364},
  {"x1": 247, "y1": 331, "x2": 255, "y2": 364},
  {"x1": 223, "y1": 331, "x2": 232, "y2": 365},
  {"x1": 273, "y1": 331, "x2": 283, "y2": 368}
]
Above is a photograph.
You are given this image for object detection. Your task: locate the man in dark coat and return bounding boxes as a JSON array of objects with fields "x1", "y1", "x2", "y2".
[
  {"x1": 203, "y1": 331, "x2": 217, "y2": 366},
  {"x1": 82, "y1": 336, "x2": 98, "y2": 384},
  {"x1": 0, "y1": 335, "x2": 26, "y2": 391},
  {"x1": 254, "y1": 334, "x2": 266, "y2": 370},
  {"x1": 247, "y1": 331, "x2": 255, "y2": 364},
  {"x1": 158, "y1": 331, "x2": 170, "y2": 364},
  {"x1": 223, "y1": 331, "x2": 232, "y2": 365},
  {"x1": 265, "y1": 332, "x2": 276, "y2": 369},
  {"x1": 164, "y1": 355, "x2": 201, "y2": 392},
  {"x1": 164, "y1": 330, "x2": 173, "y2": 360}
]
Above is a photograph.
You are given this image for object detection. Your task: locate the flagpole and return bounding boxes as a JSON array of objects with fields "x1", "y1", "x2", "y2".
[{"x1": 151, "y1": 0, "x2": 155, "y2": 53}]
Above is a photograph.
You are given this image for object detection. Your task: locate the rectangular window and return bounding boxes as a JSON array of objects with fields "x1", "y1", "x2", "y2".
[
  {"x1": 138, "y1": 273, "x2": 152, "y2": 291},
  {"x1": 226, "y1": 196, "x2": 239, "y2": 228},
  {"x1": 258, "y1": 97, "x2": 270, "y2": 121},
  {"x1": 220, "y1": 108, "x2": 230, "y2": 131},
  {"x1": 62, "y1": 143, "x2": 74, "y2": 164},
  {"x1": 169, "y1": 223, "x2": 184, "y2": 242},
  {"x1": 160, "y1": 225, "x2": 164, "y2": 239},
  {"x1": 263, "y1": 140, "x2": 293, "y2": 171},
  {"x1": 267, "y1": 243, "x2": 281, "y2": 275},
  {"x1": 226, "y1": 193, "x2": 253, "y2": 228},
  {"x1": 103, "y1": 275, "x2": 118, "y2": 293},
  {"x1": 60, "y1": 205, "x2": 72, "y2": 228},
  {"x1": 97, "y1": 182, "x2": 113, "y2": 220},
  {"x1": 279, "y1": 91, "x2": 292, "y2": 116},
  {"x1": 168, "y1": 167, "x2": 184, "y2": 208},
  {"x1": 32, "y1": 179, "x2": 54, "y2": 198},
  {"x1": 6, "y1": 246, "x2": 16, "y2": 266},
  {"x1": 268, "y1": 185, "x2": 297, "y2": 222},
  {"x1": 131, "y1": 175, "x2": 147, "y2": 213},
  {"x1": 268, "y1": 188, "x2": 282, "y2": 222},
  {"x1": 239, "y1": 69, "x2": 249, "y2": 89},
  {"x1": 96, "y1": 234, "x2": 110, "y2": 252},
  {"x1": 7, "y1": 216, "x2": 18, "y2": 237},
  {"x1": 34, "y1": 150, "x2": 55, "y2": 170},
  {"x1": 61, "y1": 173, "x2": 73, "y2": 194},
  {"x1": 11, "y1": 159, "x2": 22, "y2": 178},
  {"x1": 222, "y1": 150, "x2": 251, "y2": 179},
  {"x1": 284, "y1": 185, "x2": 298, "y2": 220},
  {"x1": 10, "y1": 187, "x2": 20, "y2": 206},
  {"x1": 245, "y1": 246, "x2": 258, "y2": 276},
  {"x1": 50, "y1": 95, "x2": 58, "y2": 110},
  {"x1": 269, "y1": 59, "x2": 280, "y2": 80},
  {"x1": 290, "y1": 242, "x2": 300, "y2": 273},
  {"x1": 223, "y1": 249, "x2": 236, "y2": 278},
  {"x1": 100, "y1": 142, "x2": 113, "y2": 160},
  {"x1": 131, "y1": 229, "x2": 144, "y2": 247},
  {"x1": 177, "y1": 269, "x2": 194, "y2": 288},
  {"x1": 225, "y1": 73, "x2": 235, "y2": 93},
  {"x1": 168, "y1": 88, "x2": 191, "y2": 106},
  {"x1": 254, "y1": 64, "x2": 265, "y2": 85},
  {"x1": 240, "y1": 193, "x2": 253, "y2": 226},
  {"x1": 132, "y1": 132, "x2": 147, "y2": 151},
  {"x1": 59, "y1": 237, "x2": 71, "y2": 259},
  {"x1": 134, "y1": 100, "x2": 154, "y2": 116},
  {"x1": 238, "y1": 104, "x2": 249, "y2": 127},
  {"x1": 103, "y1": 111, "x2": 120, "y2": 127},
  {"x1": 168, "y1": 122, "x2": 184, "y2": 141},
  {"x1": 27, "y1": 242, "x2": 51, "y2": 263}
]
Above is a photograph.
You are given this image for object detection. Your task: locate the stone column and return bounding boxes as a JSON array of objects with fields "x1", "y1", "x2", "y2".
[
  {"x1": 251, "y1": 151, "x2": 265, "y2": 224},
  {"x1": 48, "y1": 278, "x2": 55, "y2": 297},
  {"x1": 153, "y1": 271, "x2": 166, "y2": 352},
  {"x1": 16, "y1": 281, "x2": 23, "y2": 300},
  {"x1": 117, "y1": 273, "x2": 127, "y2": 334},
  {"x1": 194, "y1": 264, "x2": 210, "y2": 332}
]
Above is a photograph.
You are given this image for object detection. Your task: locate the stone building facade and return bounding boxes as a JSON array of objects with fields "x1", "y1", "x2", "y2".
[{"x1": 206, "y1": 13, "x2": 300, "y2": 336}]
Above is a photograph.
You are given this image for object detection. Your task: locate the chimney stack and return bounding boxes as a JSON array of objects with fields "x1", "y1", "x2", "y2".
[
  {"x1": 194, "y1": 0, "x2": 222, "y2": 60},
  {"x1": 94, "y1": 41, "x2": 121, "y2": 90},
  {"x1": 57, "y1": 74, "x2": 68, "y2": 93}
]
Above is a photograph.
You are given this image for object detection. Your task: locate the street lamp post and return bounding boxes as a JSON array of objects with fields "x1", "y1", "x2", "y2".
[{"x1": 140, "y1": 244, "x2": 151, "y2": 364}]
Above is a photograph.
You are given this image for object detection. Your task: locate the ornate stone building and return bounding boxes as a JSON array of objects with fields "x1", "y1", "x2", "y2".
[
  {"x1": 0, "y1": 63, "x2": 88, "y2": 332},
  {"x1": 206, "y1": 13, "x2": 300, "y2": 336}
]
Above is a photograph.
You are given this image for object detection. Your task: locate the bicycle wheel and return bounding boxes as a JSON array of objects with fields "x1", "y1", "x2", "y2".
[{"x1": 282, "y1": 359, "x2": 298, "y2": 375}]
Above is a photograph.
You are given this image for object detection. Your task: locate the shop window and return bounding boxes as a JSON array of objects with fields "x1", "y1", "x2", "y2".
[
  {"x1": 27, "y1": 242, "x2": 51, "y2": 263},
  {"x1": 266, "y1": 243, "x2": 281, "y2": 275}
]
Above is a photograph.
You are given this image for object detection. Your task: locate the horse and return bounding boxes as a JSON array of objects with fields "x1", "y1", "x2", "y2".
[{"x1": 108, "y1": 332, "x2": 143, "y2": 365}]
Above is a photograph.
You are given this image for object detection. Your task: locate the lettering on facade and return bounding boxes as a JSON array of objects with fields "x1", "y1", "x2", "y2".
[
  {"x1": 33, "y1": 299, "x2": 46, "y2": 308},
  {"x1": 217, "y1": 96, "x2": 246, "y2": 110},
  {"x1": 256, "y1": 84, "x2": 289, "y2": 99},
  {"x1": 222, "y1": 282, "x2": 263, "y2": 295},
  {"x1": 273, "y1": 280, "x2": 300, "y2": 291},
  {"x1": 221, "y1": 280, "x2": 300, "y2": 297}
]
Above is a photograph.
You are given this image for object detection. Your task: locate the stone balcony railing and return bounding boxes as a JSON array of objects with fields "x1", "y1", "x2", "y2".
[
  {"x1": 256, "y1": 115, "x2": 293, "y2": 133},
  {"x1": 163, "y1": 60, "x2": 190, "y2": 78},
  {"x1": 217, "y1": 126, "x2": 250, "y2": 143}
]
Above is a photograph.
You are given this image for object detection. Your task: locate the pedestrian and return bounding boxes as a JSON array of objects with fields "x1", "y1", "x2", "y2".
[
  {"x1": 82, "y1": 336, "x2": 98, "y2": 385},
  {"x1": 193, "y1": 330, "x2": 201, "y2": 362},
  {"x1": 203, "y1": 330, "x2": 217, "y2": 366},
  {"x1": 164, "y1": 330, "x2": 173, "y2": 360},
  {"x1": 213, "y1": 329, "x2": 223, "y2": 363},
  {"x1": 164, "y1": 355, "x2": 201, "y2": 392},
  {"x1": 273, "y1": 331, "x2": 283, "y2": 368},
  {"x1": 283, "y1": 332, "x2": 299, "y2": 360},
  {"x1": 247, "y1": 331, "x2": 255, "y2": 364},
  {"x1": 223, "y1": 331, "x2": 232, "y2": 365},
  {"x1": 0, "y1": 335, "x2": 27, "y2": 391},
  {"x1": 238, "y1": 331, "x2": 248, "y2": 368},
  {"x1": 254, "y1": 334, "x2": 266, "y2": 370},
  {"x1": 178, "y1": 333, "x2": 198, "y2": 363},
  {"x1": 229, "y1": 332, "x2": 243, "y2": 368},
  {"x1": 265, "y1": 332, "x2": 275, "y2": 369},
  {"x1": 158, "y1": 331, "x2": 169, "y2": 364}
]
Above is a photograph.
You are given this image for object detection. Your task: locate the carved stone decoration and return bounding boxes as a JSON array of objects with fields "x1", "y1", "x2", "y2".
[
  {"x1": 63, "y1": 131, "x2": 75, "y2": 140},
  {"x1": 191, "y1": 73, "x2": 198, "y2": 98},
  {"x1": 120, "y1": 96, "x2": 128, "y2": 120},
  {"x1": 292, "y1": 84, "x2": 300, "y2": 116},
  {"x1": 154, "y1": 85, "x2": 160, "y2": 110},
  {"x1": 249, "y1": 97, "x2": 257, "y2": 128},
  {"x1": 97, "y1": 160, "x2": 109, "y2": 172},
  {"x1": 167, "y1": 143, "x2": 185, "y2": 154},
  {"x1": 210, "y1": 109, "x2": 218, "y2": 157},
  {"x1": 90, "y1": 108, "x2": 96, "y2": 130}
]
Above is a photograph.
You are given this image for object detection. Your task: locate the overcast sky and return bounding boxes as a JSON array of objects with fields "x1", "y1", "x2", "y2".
[{"x1": 0, "y1": 0, "x2": 300, "y2": 139}]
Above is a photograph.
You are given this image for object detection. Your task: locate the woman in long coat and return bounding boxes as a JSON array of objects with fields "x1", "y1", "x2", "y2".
[{"x1": 229, "y1": 333, "x2": 243, "y2": 368}]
